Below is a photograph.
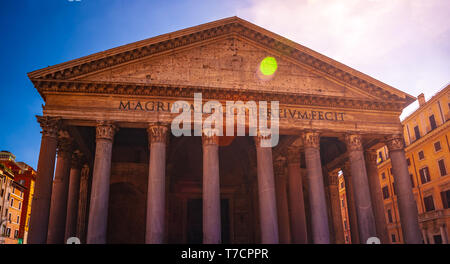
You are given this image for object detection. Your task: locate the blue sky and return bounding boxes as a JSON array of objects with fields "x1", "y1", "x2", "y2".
[{"x1": 0, "y1": 0, "x2": 449, "y2": 169}]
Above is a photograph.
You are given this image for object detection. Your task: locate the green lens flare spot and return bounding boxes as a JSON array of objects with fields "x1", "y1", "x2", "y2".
[{"x1": 259, "y1": 56, "x2": 278, "y2": 76}]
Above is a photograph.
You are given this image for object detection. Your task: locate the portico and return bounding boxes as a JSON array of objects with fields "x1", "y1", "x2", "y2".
[{"x1": 27, "y1": 17, "x2": 422, "y2": 244}]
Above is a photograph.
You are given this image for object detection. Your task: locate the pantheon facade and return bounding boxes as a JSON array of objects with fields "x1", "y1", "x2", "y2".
[{"x1": 27, "y1": 17, "x2": 422, "y2": 244}]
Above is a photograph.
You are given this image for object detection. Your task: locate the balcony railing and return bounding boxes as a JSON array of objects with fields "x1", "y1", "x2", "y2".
[{"x1": 418, "y1": 208, "x2": 450, "y2": 222}]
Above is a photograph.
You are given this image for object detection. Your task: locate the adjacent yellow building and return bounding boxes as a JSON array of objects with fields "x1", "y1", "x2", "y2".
[{"x1": 377, "y1": 84, "x2": 450, "y2": 244}]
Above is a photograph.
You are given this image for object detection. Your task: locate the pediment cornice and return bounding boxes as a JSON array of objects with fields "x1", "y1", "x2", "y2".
[
  {"x1": 28, "y1": 17, "x2": 415, "y2": 107},
  {"x1": 33, "y1": 79, "x2": 405, "y2": 112}
]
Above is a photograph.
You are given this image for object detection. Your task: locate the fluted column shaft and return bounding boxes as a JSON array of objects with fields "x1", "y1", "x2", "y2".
[
  {"x1": 47, "y1": 132, "x2": 74, "y2": 244},
  {"x1": 365, "y1": 149, "x2": 390, "y2": 244},
  {"x1": 345, "y1": 134, "x2": 377, "y2": 243},
  {"x1": 287, "y1": 147, "x2": 308, "y2": 244},
  {"x1": 202, "y1": 130, "x2": 221, "y2": 244},
  {"x1": 28, "y1": 116, "x2": 61, "y2": 244},
  {"x1": 303, "y1": 131, "x2": 330, "y2": 243},
  {"x1": 146, "y1": 124, "x2": 168, "y2": 244},
  {"x1": 385, "y1": 134, "x2": 422, "y2": 244},
  {"x1": 274, "y1": 157, "x2": 291, "y2": 244},
  {"x1": 86, "y1": 121, "x2": 117, "y2": 244},
  {"x1": 64, "y1": 151, "x2": 84, "y2": 241},
  {"x1": 255, "y1": 135, "x2": 279, "y2": 244}
]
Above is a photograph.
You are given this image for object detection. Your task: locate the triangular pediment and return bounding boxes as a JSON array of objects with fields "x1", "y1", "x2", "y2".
[
  {"x1": 75, "y1": 37, "x2": 375, "y2": 100},
  {"x1": 28, "y1": 16, "x2": 415, "y2": 106}
]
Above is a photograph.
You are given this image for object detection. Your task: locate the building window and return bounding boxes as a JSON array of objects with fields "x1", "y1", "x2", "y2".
[
  {"x1": 429, "y1": 114, "x2": 437, "y2": 130},
  {"x1": 438, "y1": 159, "x2": 447, "y2": 176},
  {"x1": 10, "y1": 198, "x2": 13, "y2": 207},
  {"x1": 0, "y1": 189, "x2": 3, "y2": 197},
  {"x1": 16, "y1": 216, "x2": 19, "y2": 223},
  {"x1": 340, "y1": 182, "x2": 344, "y2": 189},
  {"x1": 344, "y1": 219, "x2": 348, "y2": 229},
  {"x1": 378, "y1": 152, "x2": 384, "y2": 163},
  {"x1": 414, "y1": 125, "x2": 421, "y2": 140},
  {"x1": 410, "y1": 174, "x2": 415, "y2": 187},
  {"x1": 391, "y1": 234, "x2": 396, "y2": 242},
  {"x1": 441, "y1": 190, "x2": 450, "y2": 209},
  {"x1": 382, "y1": 186, "x2": 390, "y2": 199},
  {"x1": 341, "y1": 199, "x2": 345, "y2": 207},
  {"x1": 7, "y1": 193, "x2": 10, "y2": 201},
  {"x1": 434, "y1": 141, "x2": 442, "y2": 152},
  {"x1": 381, "y1": 172, "x2": 386, "y2": 180},
  {"x1": 387, "y1": 209, "x2": 393, "y2": 223},
  {"x1": 6, "y1": 228, "x2": 11, "y2": 238},
  {"x1": 8, "y1": 213, "x2": 11, "y2": 222},
  {"x1": 14, "y1": 230, "x2": 18, "y2": 239},
  {"x1": 423, "y1": 195, "x2": 435, "y2": 212},
  {"x1": 419, "y1": 167, "x2": 431, "y2": 184},
  {"x1": 18, "y1": 201, "x2": 21, "y2": 210},
  {"x1": 406, "y1": 158, "x2": 411, "y2": 166},
  {"x1": 418, "y1": 151, "x2": 425, "y2": 160}
]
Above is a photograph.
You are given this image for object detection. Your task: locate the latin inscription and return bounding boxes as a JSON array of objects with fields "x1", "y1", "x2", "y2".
[{"x1": 118, "y1": 100, "x2": 345, "y2": 121}]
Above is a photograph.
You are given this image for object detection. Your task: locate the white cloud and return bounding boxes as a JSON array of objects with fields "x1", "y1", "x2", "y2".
[{"x1": 237, "y1": 0, "x2": 450, "y2": 118}]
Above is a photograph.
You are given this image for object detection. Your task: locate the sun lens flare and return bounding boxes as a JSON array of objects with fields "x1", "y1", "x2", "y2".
[{"x1": 259, "y1": 56, "x2": 278, "y2": 76}]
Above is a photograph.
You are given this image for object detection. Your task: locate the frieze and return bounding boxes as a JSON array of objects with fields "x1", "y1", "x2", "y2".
[
  {"x1": 118, "y1": 99, "x2": 345, "y2": 121},
  {"x1": 33, "y1": 79, "x2": 405, "y2": 112}
]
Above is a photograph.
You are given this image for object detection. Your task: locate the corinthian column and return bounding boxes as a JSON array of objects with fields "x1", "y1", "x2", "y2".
[
  {"x1": 344, "y1": 134, "x2": 377, "y2": 243},
  {"x1": 273, "y1": 157, "x2": 291, "y2": 244},
  {"x1": 76, "y1": 164, "x2": 90, "y2": 243},
  {"x1": 146, "y1": 124, "x2": 168, "y2": 244},
  {"x1": 327, "y1": 170, "x2": 345, "y2": 244},
  {"x1": 202, "y1": 129, "x2": 221, "y2": 244},
  {"x1": 385, "y1": 134, "x2": 422, "y2": 244},
  {"x1": 365, "y1": 149, "x2": 390, "y2": 244},
  {"x1": 47, "y1": 131, "x2": 74, "y2": 244},
  {"x1": 303, "y1": 131, "x2": 330, "y2": 243},
  {"x1": 287, "y1": 147, "x2": 308, "y2": 244},
  {"x1": 64, "y1": 150, "x2": 84, "y2": 242},
  {"x1": 28, "y1": 116, "x2": 61, "y2": 244},
  {"x1": 342, "y1": 162, "x2": 359, "y2": 243},
  {"x1": 87, "y1": 121, "x2": 117, "y2": 244},
  {"x1": 255, "y1": 134, "x2": 279, "y2": 244}
]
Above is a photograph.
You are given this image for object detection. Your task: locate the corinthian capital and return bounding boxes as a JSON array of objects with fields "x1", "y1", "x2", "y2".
[
  {"x1": 57, "y1": 130, "x2": 74, "y2": 158},
  {"x1": 71, "y1": 150, "x2": 84, "y2": 169},
  {"x1": 147, "y1": 123, "x2": 168, "y2": 144},
  {"x1": 345, "y1": 134, "x2": 363, "y2": 152},
  {"x1": 202, "y1": 128, "x2": 220, "y2": 146},
  {"x1": 302, "y1": 131, "x2": 320, "y2": 149},
  {"x1": 273, "y1": 156, "x2": 287, "y2": 177},
  {"x1": 364, "y1": 149, "x2": 377, "y2": 164},
  {"x1": 385, "y1": 134, "x2": 405, "y2": 152},
  {"x1": 287, "y1": 147, "x2": 301, "y2": 164},
  {"x1": 96, "y1": 121, "x2": 117, "y2": 141},
  {"x1": 36, "y1": 115, "x2": 61, "y2": 138},
  {"x1": 328, "y1": 171, "x2": 339, "y2": 186}
]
